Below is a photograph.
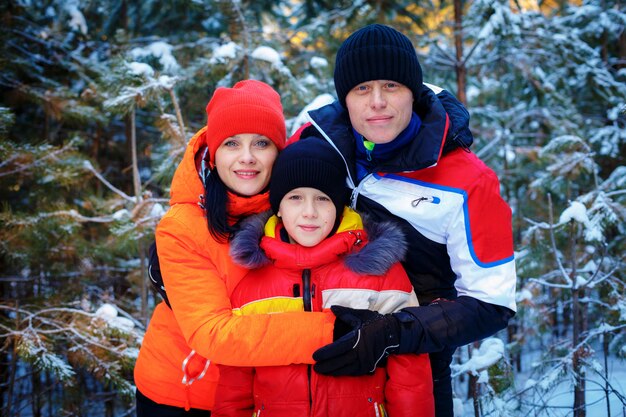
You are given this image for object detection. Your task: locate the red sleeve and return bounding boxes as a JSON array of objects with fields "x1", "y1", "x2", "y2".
[
  {"x1": 212, "y1": 365, "x2": 254, "y2": 417},
  {"x1": 385, "y1": 354, "x2": 435, "y2": 417}
]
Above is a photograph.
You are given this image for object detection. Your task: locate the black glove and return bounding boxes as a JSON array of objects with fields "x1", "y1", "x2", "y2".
[
  {"x1": 331, "y1": 305, "x2": 382, "y2": 341},
  {"x1": 313, "y1": 305, "x2": 401, "y2": 376}
]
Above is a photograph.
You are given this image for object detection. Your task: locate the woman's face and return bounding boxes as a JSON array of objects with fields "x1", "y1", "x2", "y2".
[{"x1": 214, "y1": 134, "x2": 278, "y2": 196}]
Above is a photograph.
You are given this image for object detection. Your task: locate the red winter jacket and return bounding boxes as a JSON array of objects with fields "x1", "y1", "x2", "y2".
[{"x1": 213, "y1": 209, "x2": 434, "y2": 417}]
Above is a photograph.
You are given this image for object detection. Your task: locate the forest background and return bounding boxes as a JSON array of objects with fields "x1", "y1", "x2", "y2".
[{"x1": 1, "y1": 0, "x2": 625, "y2": 416}]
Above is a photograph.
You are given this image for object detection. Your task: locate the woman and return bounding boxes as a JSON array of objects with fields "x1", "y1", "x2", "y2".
[{"x1": 134, "y1": 80, "x2": 335, "y2": 416}]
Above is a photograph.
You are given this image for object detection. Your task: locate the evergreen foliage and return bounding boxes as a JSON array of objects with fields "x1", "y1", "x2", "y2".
[{"x1": 1, "y1": 0, "x2": 624, "y2": 415}]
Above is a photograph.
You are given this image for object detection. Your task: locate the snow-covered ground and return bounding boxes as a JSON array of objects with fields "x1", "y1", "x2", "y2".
[{"x1": 452, "y1": 338, "x2": 626, "y2": 416}]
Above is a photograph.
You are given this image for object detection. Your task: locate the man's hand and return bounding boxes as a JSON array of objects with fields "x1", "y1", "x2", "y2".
[
  {"x1": 331, "y1": 305, "x2": 382, "y2": 340},
  {"x1": 313, "y1": 305, "x2": 401, "y2": 376}
]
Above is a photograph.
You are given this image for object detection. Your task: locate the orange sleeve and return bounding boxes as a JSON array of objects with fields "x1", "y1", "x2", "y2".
[
  {"x1": 156, "y1": 206, "x2": 334, "y2": 366},
  {"x1": 385, "y1": 354, "x2": 435, "y2": 417}
]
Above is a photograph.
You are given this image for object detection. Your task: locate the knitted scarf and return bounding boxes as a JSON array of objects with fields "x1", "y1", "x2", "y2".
[{"x1": 226, "y1": 190, "x2": 271, "y2": 226}]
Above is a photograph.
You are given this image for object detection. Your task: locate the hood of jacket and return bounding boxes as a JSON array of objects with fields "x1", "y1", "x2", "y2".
[
  {"x1": 305, "y1": 85, "x2": 473, "y2": 185},
  {"x1": 168, "y1": 127, "x2": 209, "y2": 206},
  {"x1": 230, "y1": 208, "x2": 407, "y2": 276}
]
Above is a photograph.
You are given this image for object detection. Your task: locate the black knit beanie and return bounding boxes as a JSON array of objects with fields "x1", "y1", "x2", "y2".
[
  {"x1": 270, "y1": 138, "x2": 349, "y2": 226},
  {"x1": 334, "y1": 24, "x2": 423, "y2": 107}
]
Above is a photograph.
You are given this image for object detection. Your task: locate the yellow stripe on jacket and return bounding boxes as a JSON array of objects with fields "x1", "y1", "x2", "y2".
[{"x1": 233, "y1": 297, "x2": 305, "y2": 315}]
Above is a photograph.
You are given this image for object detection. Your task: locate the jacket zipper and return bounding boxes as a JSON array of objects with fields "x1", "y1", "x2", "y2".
[
  {"x1": 350, "y1": 172, "x2": 372, "y2": 209},
  {"x1": 302, "y1": 269, "x2": 312, "y2": 312},
  {"x1": 301, "y1": 268, "x2": 314, "y2": 410}
]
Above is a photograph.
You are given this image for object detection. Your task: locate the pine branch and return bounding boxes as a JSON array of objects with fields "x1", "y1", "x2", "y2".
[
  {"x1": 82, "y1": 160, "x2": 135, "y2": 202},
  {"x1": 547, "y1": 193, "x2": 573, "y2": 286},
  {"x1": 0, "y1": 141, "x2": 77, "y2": 178}
]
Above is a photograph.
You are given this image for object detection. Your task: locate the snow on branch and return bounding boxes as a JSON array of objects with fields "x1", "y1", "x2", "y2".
[
  {"x1": 452, "y1": 338, "x2": 505, "y2": 378},
  {"x1": 0, "y1": 302, "x2": 143, "y2": 388},
  {"x1": 82, "y1": 160, "x2": 135, "y2": 202},
  {"x1": 0, "y1": 139, "x2": 78, "y2": 178},
  {"x1": 103, "y1": 70, "x2": 181, "y2": 113}
]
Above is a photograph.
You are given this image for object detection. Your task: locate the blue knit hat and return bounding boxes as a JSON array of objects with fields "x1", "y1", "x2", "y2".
[
  {"x1": 334, "y1": 24, "x2": 423, "y2": 107},
  {"x1": 270, "y1": 138, "x2": 349, "y2": 225}
]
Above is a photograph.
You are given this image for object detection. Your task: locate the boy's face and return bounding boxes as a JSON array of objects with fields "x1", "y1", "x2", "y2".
[
  {"x1": 278, "y1": 187, "x2": 336, "y2": 247},
  {"x1": 345, "y1": 80, "x2": 414, "y2": 144}
]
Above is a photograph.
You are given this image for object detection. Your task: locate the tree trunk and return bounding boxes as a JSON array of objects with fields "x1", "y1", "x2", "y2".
[
  {"x1": 105, "y1": 384, "x2": 114, "y2": 417},
  {"x1": 168, "y1": 87, "x2": 186, "y2": 146},
  {"x1": 466, "y1": 343, "x2": 481, "y2": 417},
  {"x1": 508, "y1": 320, "x2": 521, "y2": 372},
  {"x1": 32, "y1": 368, "x2": 42, "y2": 417},
  {"x1": 139, "y1": 240, "x2": 148, "y2": 327},
  {"x1": 618, "y1": 23, "x2": 626, "y2": 70},
  {"x1": 120, "y1": 0, "x2": 128, "y2": 32},
  {"x1": 469, "y1": 372, "x2": 480, "y2": 417},
  {"x1": 570, "y1": 221, "x2": 586, "y2": 417},
  {"x1": 454, "y1": 0, "x2": 466, "y2": 104},
  {"x1": 572, "y1": 289, "x2": 586, "y2": 417},
  {"x1": 603, "y1": 332, "x2": 611, "y2": 417},
  {"x1": 551, "y1": 288, "x2": 560, "y2": 340},
  {"x1": 128, "y1": 108, "x2": 149, "y2": 325},
  {"x1": 219, "y1": 0, "x2": 250, "y2": 78},
  {"x1": 130, "y1": 108, "x2": 142, "y2": 203},
  {"x1": 6, "y1": 303, "x2": 20, "y2": 417},
  {"x1": 46, "y1": 371, "x2": 54, "y2": 417},
  {"x1": 572, "y1": 294, "x2": 586, "y2": 417}
]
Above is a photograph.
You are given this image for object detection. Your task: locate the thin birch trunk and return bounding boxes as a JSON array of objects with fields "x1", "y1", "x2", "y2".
[
  {"x1": 168, "y1": 88, "x2": 186, "y2": 145},
  {"x1": 570, "y1": 219, "x2": 586, "y2": 417},
  {"x1": 129, "y1": 108, "x2": 148, "y2": 325},
  {"x1": 454, "y1": 0, "x2": 467, "y2": 105}
]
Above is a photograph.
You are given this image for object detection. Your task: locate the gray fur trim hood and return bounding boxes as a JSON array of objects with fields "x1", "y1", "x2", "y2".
[{"x1": 230, "y1": 210, "x2": 407, "y2": 276}]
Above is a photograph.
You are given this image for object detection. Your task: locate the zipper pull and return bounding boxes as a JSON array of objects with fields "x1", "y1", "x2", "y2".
[{"x1": 363, "y1": 139, "x2": 375, "y2": 161}]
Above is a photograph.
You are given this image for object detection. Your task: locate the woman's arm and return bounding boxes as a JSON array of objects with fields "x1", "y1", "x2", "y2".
[{"x1": 156, "y1": 207, "x2": 334, "y2": 366}]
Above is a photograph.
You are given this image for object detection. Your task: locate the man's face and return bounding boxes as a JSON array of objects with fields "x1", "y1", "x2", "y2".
[{"x1": 345, "y1": 80, "x2": 414, "y2": 144}]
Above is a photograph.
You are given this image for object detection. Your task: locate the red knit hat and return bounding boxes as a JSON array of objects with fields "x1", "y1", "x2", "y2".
[{"x1": 205, "y1": 80, "x2": 286, "y2": 164}]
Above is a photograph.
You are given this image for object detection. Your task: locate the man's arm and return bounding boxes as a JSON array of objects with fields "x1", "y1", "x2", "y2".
[
  {"x1": 313, "y1": 297, "x2": 514, "y2": 376},
  {"x1": 394, "y1": 296, "x2": 515, "y2": 354}
]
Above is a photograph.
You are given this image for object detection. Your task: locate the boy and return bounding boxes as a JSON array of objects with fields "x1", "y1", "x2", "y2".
[{"x1": 213, "y1": 138, "x2": 434, "y2": 417}]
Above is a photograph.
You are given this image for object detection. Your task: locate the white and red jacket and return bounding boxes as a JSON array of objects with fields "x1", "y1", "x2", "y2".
[
  {"x1": 298, "y1": 85, "x2": 517, "y2": 354},
  {"x1": 213, "y1": 209, "x2": 434, "y2": 417}
]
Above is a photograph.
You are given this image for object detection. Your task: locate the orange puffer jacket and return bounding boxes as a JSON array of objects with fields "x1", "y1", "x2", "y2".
[
  {"x1": 213, "y1": 210, "x2": 434, "y2": 417},
  {"x1": 133, "y1": 127, "x2": 335, "y2": 410}
]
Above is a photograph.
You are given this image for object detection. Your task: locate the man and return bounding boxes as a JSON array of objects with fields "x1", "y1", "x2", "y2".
[{"x1": 299, "y1": 24, "x2": 517, "y2": 416}]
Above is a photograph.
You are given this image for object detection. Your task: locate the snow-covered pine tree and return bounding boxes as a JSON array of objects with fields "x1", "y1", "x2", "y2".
[
  {"x1": 0, "y1": 0, "x2": 340, "y2": 413},
  {"x1": 421, "y1": 0, "x2": 625, "y2": 414},
  {"x1": 2, "y1": 0, "x2": 624, "y2": 415}
]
